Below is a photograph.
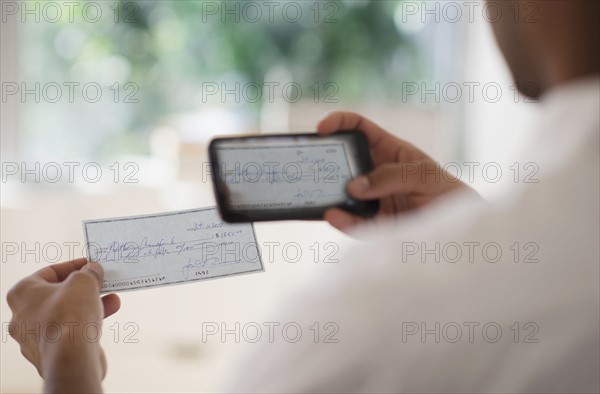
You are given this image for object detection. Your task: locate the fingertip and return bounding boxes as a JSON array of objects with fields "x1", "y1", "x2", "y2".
[
  {"x1": 316, "y1": 111, "x2": 342, "y2": 134},
  {"x1": 101, "y1": 293, "x2": 121, "y2": 319},
  {"x1": 81, "y1": 262, "x2": 105, "y2": 289},
  {"x1": 324, "y1": 208, "x2": 361, "y2": 233},
  {"x1": 347, "y1": 176, "x2": 370, "y2": 197},
  {"x1": 71, "y1": 257, "x2": 90, "y2": 270},
  {"x1": 83, "y1": 261, "x2": 104, "y2": 274},
  {"x1": 323, "y1": 208, "x2": 339, "y2": 223}
]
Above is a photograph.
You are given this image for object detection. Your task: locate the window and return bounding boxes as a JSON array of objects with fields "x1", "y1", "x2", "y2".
[{"x1": 12, "y1": 0, "x2": 441, "y2": 163}]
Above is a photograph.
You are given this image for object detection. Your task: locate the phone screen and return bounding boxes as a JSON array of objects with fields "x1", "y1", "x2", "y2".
[{"x1": 209, "y1": 131, "x2": 379, "y2": 222}]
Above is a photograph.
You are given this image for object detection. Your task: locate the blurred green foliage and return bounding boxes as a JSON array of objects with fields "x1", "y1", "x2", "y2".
[{"x1": 22, "y1": 0, "x2": 430, "y2": 158}]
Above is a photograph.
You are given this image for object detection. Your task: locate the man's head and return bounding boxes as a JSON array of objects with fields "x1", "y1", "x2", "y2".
[{"x1": 487, "y1": 0, "x2": 599, "y2": 98}]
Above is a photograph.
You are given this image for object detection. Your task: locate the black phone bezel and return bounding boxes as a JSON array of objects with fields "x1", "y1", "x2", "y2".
[{"x1": 208, "y1": 131, "x2": 379, "y2": 222}]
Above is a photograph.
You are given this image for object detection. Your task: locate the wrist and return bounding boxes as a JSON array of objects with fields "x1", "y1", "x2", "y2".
[{"x1": 41, "y1": 336, "x2": 103, "y2": 393}]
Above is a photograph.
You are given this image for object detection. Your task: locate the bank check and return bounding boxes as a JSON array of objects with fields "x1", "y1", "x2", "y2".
[{"x1": 83, "y1": 208, "x2": 263, "y2": 292}]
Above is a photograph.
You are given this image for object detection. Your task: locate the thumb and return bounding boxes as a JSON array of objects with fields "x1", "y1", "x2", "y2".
[
  {"x1": 79, "y1": 262, "x2": 105, "y2": 291},
  {"x1": 348, "y1": 161, "x2": 460, "y2": 200},
  {"x1": 323, "y1": 208, "x2": 365, "y2": 234},
  {"x1": 347, "y1": 162, "x2": 430, "y2": 199}
]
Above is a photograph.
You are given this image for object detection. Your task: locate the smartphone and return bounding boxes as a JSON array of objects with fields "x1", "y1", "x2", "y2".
[{"x1": 208, "y1": 131, "x2": 379, "y2": 222}]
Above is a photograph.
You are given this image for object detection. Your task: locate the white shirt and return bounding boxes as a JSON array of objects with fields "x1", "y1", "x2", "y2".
[{"x1": 224, "y1": 76, "x2": 600, "y2": 393}]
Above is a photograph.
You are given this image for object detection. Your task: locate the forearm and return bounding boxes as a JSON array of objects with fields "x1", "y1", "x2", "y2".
[{"x1": 41, "y1": 339, "x2": 103, "y2": 394}]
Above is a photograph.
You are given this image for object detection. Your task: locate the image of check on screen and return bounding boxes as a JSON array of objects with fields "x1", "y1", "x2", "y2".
[{"x1": 209, "y1": 131, "x2": 379, "y2": 222}]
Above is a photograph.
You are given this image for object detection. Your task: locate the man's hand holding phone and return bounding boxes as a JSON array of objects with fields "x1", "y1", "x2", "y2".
[
  {"x1": 209, "y1": 111, "x2": 475, "y2": 226},
  {"x1": 318, "y1": 111, "x2": 477, "y2": 233}
]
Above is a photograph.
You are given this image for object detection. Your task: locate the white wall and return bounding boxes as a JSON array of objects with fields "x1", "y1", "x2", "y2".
[{"x1": 461, "y1": 15, "x2": 542, "y2": 197}]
